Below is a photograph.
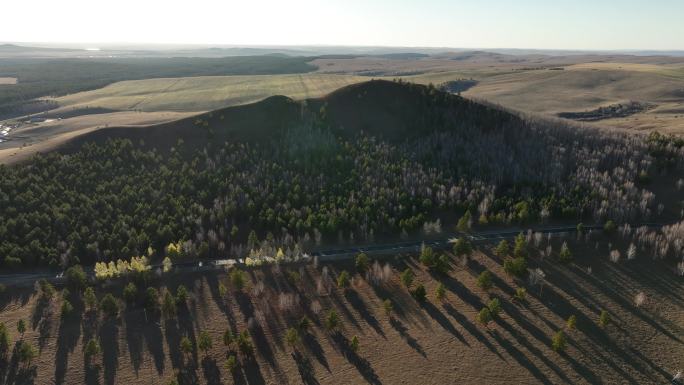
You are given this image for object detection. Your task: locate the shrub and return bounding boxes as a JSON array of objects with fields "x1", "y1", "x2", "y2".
[
  {"x1": 434, "y1": 254, "x2": 450, "y2": 274},
  {"x1": 337, "y1": 270, "x2": 351, "y2": 289},
  {"x1": 477, "y1": 270, "x2": 493, "y2": 291},
  {"x1": 100, "y1": 294, "x2": 119, "y2": 317},
  {"x1": 355, "y1": 253, "x2": 369, "y2": 272},
  {"x1": 298, "y1": 316, "x2": 311, "y2": 332},
  {"x1": 566, "y1": 315, "x2": 577, "y2": 330},
  {"x1": 38, "y1": 279, "x2": 55, "y2": 300},
  {"x1": 513, "y1": 287, "x2": 527, "y2": 302},
  {"x1": 412, "y1": 284, "x2": 427, "y2": 302},
  {"x1": 285, "y1": 327, "x2": 300, "y2": 348},
  {"x1": 223, "y1": 329, "x2": 235, "y2": 348},
  {"x1": 123, "y1": 282, "x2": 138, "y2": 303},
  {"x1": 400, "y1": 268, "x2": 414, "y2": 288},
  {"x1": 598, "y1": 310, "x2": 611, "y2": 328},
  {"x1": 477, "y1": 307, "x2": 492, "y2": 327},
  {"x1": 603, "y1": 220, "x2": 617, "y2": 234},
  {"x1": 552, "y1": 330, "x2": 566, "y2": 352},
  {"x1": 218, "y1": 283, "x2": 227, "y2": 297},
  {"x1": 503, "y1": 257, "x2": 527, "y2": 277}
]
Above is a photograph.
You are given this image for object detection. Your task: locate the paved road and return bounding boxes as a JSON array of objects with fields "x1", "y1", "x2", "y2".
[{"x1": 0, "y1": 223, "x2": 664, "y2": 286}]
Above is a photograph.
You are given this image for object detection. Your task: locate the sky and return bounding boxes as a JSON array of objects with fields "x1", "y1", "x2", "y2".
[{"x1": 3, "y1": 0, "x2": 684, "y2": 50}]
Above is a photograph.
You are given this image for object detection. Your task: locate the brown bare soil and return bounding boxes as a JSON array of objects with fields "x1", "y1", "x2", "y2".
[{"x1": 1, "y1": 236, "x2": 681, "y2": 385}]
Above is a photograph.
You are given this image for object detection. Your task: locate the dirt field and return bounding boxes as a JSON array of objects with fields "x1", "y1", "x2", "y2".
[
  {"x1": 0, "y1": 111, "x2": 194, "y2": 164},
  {"x1": 0, "y1": 78, "x2": 17, "y2": 85},
  {"x1": 1, "y1": 236, "x2": 681, "y2": 385}
]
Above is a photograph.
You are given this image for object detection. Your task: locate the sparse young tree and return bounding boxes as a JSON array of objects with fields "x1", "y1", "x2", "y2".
[
  {"x1": 223, "y1": 329, "x2": 235, "y2": 349},
  {"x1": 285, "y1": 327, "x2": 300, "y2": 350},
  {"x1": 513, "y1": 233, "x2": 527, "y2": 259},
  {"x1": 350, "y1": 335, "x2": 360, "y2": 353},
  {"x1": 566, "y1": 315, "x2": 577, "y2": 330},
  {"x1": 435, "y1": 283, "x2": 446, "y2": 302},
  {"x1": 513, "y1": 287, "x2": 527, "y2": 302},
  {"x1": 477, "y1": 270, "x2": 493, "y2": 291},
  {"x1": 503, "y1": 256, "x2": 527, "y2": 278},
  {"x1": 337, "y1": 270, "x2": 351, "y2": 290},
  {"x1": 0, "y1": 323, "x2": 10, "y2": 356},
  {"x1": 162, "y1": 291, "x2": 177, "y2": 318},
  {"x1": 84, "y1": 287, "x2": 97, "y2": 311},
  {"x1": 598, "y1": 310, "x2": 611, "y2": 328},
  {"x1": 552, "y1": 330, "x2": 567, "y2": 352},
  {"x1": 400, "y1": 268, "x2": 415, "y2": 288},
  {"x1": 456, "y1": 211, "x2": 472, "y2": 233},
  {"x1": 603, "y1": 220, "x2": 617, "y2": 234},
  {"x1": 180, "y1": 336, "x2": 193, "y2": 356},
  {"x1": 18, "y1": 341, "x2": 36, "y2": 367},
  {"x1": 487, "y1": 298, "x2": 502, "y2": 317},
  {"x1": 494, "y1": 239, "x2": 509, "y2": 257},
  {"x1": 382, "y1": 299, "x2": 394, "y2": 318},
  {"x1": 145, "y1": 287, "x2": 160, "y2": 312},
  {"x1": 100, "y1": 294, "x2": 119, "y2": 317},
  {"x1": 176, "y1": 285, "x2": 188, "y2": 304},
  {"x1": 419, "y1": 245, "x2": 436, "y2": 268},
  {"x1": 324, "y1": 310, "x2": 341, "y2": 332},
  {"x1": 477, "y1": 307, "x2": 492, "y2": 327},
  {"x1": 17, "y1": 319, "x2": 26, "y2": 338},
  {"x1": 559, "y1": 242, "x2": 572, "y2": 263},
  {"x1": 218, "y1": 283, "x2": 227, "y2": 297},
  {"x1": 298, "y1": 316, "x2": 311, "y2": 333},
  {"x1": 198, "y1": 331, "x2": 212, "y2": 356},
  {"x1": 453, "y1": 237, "x2": 472, "y2": 257},
  {"x1": 84, "y1": 338, "x2": 101, "y2": 363},
  {"x1": 123, "y1": 282, "x2": 138, "y2": 303},
  {"x1": 61, "y1": 299, "x2": 74, "y2": 318},
  {"x1": 230, "y1": 268, "x2": 247, "y2": 291},
  {"x1": 237, "y1": 330, "x2": 253, "y2": 355},
  {"x1": 66, "y1": 265, "x2": 87, "y2": 290},
  {"x1": 162, "y1": 257, "x2": 173, "y2": 273},
  {"x1": 355, "y1": 253, "x2": 370, "y2": 273},
  {"x1": 226, "y1": 354, "x2": 237, "y2": 372},
  {"x1": 412, "y1": 284, "x2": 427, "y2": 302}
]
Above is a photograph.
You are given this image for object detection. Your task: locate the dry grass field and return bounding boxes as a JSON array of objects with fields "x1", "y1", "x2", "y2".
[{"x1": 1, "y1": 236, "x2": 681, "y2": 385}]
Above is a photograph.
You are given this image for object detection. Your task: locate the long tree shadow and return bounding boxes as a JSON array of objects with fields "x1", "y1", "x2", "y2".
[
  {"x1": 345, "y1": 290, "x2": 385, "y2": 337},
  {"x1": 84, "y1": 361, "x2": 101, "y2": 385},
  {"x1": 442, "y1": 303, "x2": 503, "y2": 357},
  {"x1": 54, "y1": 306, "x2": 83, "y2": 385},
  {"x1": 164, "y1": 317, "x2": 182, "y2": 369},
  {"x1": 303, "y1": 332, "x2": 330, "y2": 372},
  {"x1": 99, "y1": 317, "x2": 120, "y2": 385},
  {"x1": 490, "y1": 329, "x2": 554, "y2": 385},
  {"x1": 389, "y1": 317, "x2": 426, "y2": 357},
  {"x1": 142, "y1": 312, "x2": 165, "y2": 375},
  {"x1": 240, "y1": 355, "x2": 267, "y2": 385},
  {"x1": 123, "y1": 309, "x2": 144, "y2": 373},
  {"x1": 292, "y1": 350, "x2": 320, "y2": 385},
  {"x1": 201, "y1": 356, "x2": 222, "y2": 385},
  {"x1": 419, "y1": 301, "x2": 466, "y2": 344},
  {"x1": 332, "y1": 333, "x2": 382, "y2": 385},
  {"x1": 441, "y1": 276, "x2": 485, "y2": 310}
]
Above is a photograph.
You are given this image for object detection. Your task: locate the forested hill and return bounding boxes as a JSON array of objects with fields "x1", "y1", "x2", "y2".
[
  {"x1": 0, "y1": 80, "x2": 681, "y2": 269},
  {"x1": 59, "y1": 80, "x2": 525, "y2": 152}
]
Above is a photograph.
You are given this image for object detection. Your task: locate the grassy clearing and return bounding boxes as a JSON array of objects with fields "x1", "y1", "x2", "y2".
[{"x1": 53, "y1": 74, "x2": 369, "y2": 112}]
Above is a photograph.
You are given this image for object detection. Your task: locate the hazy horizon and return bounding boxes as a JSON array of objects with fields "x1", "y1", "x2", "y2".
[{"x1": 4, "y1": 0, "x2": 684, "y2": 51}]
